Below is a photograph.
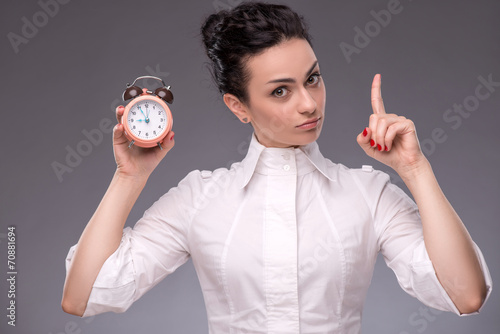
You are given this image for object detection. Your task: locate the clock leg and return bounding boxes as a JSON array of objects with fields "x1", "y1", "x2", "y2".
[
  {"x1": 157, "y1": 142, "x2": 163, "y2": 150},
  {"x1": 128, "y1": 140, "x2": 135, "y2": 149}
]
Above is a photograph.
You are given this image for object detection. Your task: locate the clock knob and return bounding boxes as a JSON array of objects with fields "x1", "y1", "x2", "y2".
[
  {"x1": 122, "y1": 85, "x2": 143, "y2": 101},
  {"x1": 155, "y1": 87, "x2": 174, "y2": 104}
]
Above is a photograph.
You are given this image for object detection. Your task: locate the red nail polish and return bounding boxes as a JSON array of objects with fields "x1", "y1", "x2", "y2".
[
  {"x1": 370, "y1": 139, "x2": 375, "y2": 147},
  {"x1": 170, "y1": 134, "x2": 175, "y2": 141},
  {"x1": 363, "y1": 128, "x2": 368, "y2": 137},
  {"x1": 385, "y1": 146, "x2": 389, "y2": 151},
  {"x1": 377, "y1": 144, "x2": 382, "y2": 151}
]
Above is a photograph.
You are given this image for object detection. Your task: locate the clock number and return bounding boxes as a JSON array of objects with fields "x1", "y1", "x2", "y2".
[
  {"x1": 153, "y1": 130, "x2": 157, "y2": 135},
  {"x1": 158, "y1": 125, "x2": 161, "y2": 129},
  {"x1": 146, "y1": 132, "x2": 149, "y2": 137},
  {"x1": 131, "y1": 119, "x2": 134, "y2": 122},
  {"x1": 153, "y1": 105, "x2": 156, "y2": 109},
  {"x1": 158, "y1": 111, "x2": 162, "y2": 115},
  {"x1": 145, "y1": 103, "x2": 149, "y2": 109},
  {"x1": 133, "y1": 125, "x2": 136, "y2": 129},
  {"x1": 132, "y1": 111, "x2": 136, "y2": 115},
  {"x1": 138, "y1": 131, "x2": 141, "y2": 135},
  {"x1": 160, "y1": 118, "x2": 164, "y2": 122}
]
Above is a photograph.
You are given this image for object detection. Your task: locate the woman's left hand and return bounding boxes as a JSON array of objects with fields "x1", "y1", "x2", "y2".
[{"x1": 357, "y1": 74, "x2": 428, "y2": 177}]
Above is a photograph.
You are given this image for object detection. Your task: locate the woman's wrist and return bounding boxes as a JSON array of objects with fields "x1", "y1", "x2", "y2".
[
  {"x1": 113, "y1": 169, "x2": 149, "y2": 188},
  {"x1": 396, "y1": 155, "x2": 433, "y2": 185}
]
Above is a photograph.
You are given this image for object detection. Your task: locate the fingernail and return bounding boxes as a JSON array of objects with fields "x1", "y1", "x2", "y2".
[
  {"x1": 385, "y1": 146, "x2": 389, "y2": 151},
  {"x1": 377, "y1": 144, "x2": 382, "y2": 151},
  {"x1": 370, "y1": 139, "x2": 375, "y2": 147},
  {"x1": 170, "y1": 133, "x2": 175, "y2": 141},
  {"x1": 363, "y1": 128, "x2": 368, "y2": 137}
]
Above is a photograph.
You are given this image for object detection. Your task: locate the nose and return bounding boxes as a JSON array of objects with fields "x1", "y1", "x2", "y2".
[{"x1": 298, "y1": 87, "x2": 317, "y2": 114}]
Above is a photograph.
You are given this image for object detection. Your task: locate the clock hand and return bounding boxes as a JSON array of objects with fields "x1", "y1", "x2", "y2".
[{"x1": 139, "y1": 107, "x2": 150, "y2": 123}]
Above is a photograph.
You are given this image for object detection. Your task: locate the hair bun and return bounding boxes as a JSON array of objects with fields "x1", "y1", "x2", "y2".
[{"x1": 201, "y1": 11, "x2": 228, "y2": 54}]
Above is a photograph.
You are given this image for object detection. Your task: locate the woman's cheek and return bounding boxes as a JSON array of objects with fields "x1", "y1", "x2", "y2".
[{"x1": 268, "y1": 110, "x2": 287, "y2": 134}]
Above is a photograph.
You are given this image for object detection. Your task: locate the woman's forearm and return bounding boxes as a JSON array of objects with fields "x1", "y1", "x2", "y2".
[
  {"x1": 61, "y1": 171, "x2": 148, "y2": 316},
  {"x1": 399, "y1": 158, "x2": 487, "y2": 314}
]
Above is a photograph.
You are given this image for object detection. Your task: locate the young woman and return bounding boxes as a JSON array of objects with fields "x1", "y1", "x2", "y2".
[{"x1": 62, "y1": 2, "x2": 492, "y2": 333}]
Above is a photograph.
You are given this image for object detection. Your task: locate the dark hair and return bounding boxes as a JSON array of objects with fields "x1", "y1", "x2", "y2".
[{"x1": 201, "y1": 1, "x2": 312, "y2": 105}]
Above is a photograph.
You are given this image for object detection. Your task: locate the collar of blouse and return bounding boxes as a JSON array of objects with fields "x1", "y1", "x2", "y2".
[{"x1": 238, "y1": 133, "x2": 335, "y2": 188}]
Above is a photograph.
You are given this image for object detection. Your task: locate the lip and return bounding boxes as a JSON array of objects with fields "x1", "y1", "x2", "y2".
[{"x1": 296, "y1": 117, "x2": 321, "y2": 129}]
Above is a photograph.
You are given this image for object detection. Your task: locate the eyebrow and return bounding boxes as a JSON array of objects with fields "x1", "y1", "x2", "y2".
[{"x1": 265, "y1": 60, "x2": 319, "y2": 84}]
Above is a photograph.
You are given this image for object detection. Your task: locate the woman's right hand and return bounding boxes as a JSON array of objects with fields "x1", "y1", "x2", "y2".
[
  {"x1": 113, "y1": 105, "x2": 175, "y2": 180},
  {"x1": 62, "y1": 105, "x2": 172, "y2": 316}
]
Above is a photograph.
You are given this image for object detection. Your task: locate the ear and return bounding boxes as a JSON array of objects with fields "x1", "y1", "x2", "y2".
[{"x1": 223, "y1": 93, "x2": 251, "y2": 123}]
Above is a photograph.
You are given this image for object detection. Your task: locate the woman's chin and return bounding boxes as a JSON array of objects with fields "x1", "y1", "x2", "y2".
[
  {"x1": 298, "y1": 128, "x2": 322, "y2": 144},
  {"x1": 288, "y1": 129, "x2": 322, "y2": 147},
  {"x1": 256, "y1": 128, "x2": 322, "y2": 148}
]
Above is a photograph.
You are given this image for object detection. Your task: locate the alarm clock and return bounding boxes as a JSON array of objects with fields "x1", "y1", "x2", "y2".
[{"x1": 121, "y1": 75, "x2": 174, "y2": 149}]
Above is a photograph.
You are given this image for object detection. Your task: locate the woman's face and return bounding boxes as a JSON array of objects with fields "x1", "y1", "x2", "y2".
[{"x1": 243, "y1": 38, "x2": 326, "y2": 148}]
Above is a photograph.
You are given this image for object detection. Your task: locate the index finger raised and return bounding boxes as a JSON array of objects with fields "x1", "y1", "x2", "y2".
[{"x1": 371, "y1": 74, "x2": 386, "y2": 114}]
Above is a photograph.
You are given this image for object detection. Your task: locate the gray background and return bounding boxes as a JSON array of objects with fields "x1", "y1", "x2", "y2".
[{"x1": 1, "y1": 0, "x2": 498, "y2": 333}]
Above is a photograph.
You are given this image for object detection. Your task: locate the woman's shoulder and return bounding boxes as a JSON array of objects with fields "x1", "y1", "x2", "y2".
[
  {"x1": 324, "y1": 159, "x2": 399, "y2": 201},
  {"x1": 325, "y1": 159, "x2": 391, "y2": 186},
  {"x1": 171, "y1": 161, "x2": 244, "y2": 192},
  {"x1": 149, "y1": 165, "x2": 241, "y2": 215},
  {"x1": 326, "y1": 161, "x2": 414, "y2": 215}
]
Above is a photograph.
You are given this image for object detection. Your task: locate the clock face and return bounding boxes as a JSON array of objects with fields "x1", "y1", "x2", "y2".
[{"x1": 126, "y1": 98, "x2": 168, "y2": 140}]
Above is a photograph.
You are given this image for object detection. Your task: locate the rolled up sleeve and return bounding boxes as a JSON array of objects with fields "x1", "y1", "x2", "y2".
[
  {"x1": 404, "y1": 238, "x2": 492, "y2": 316},
  {"x1": 64, "y1": 171, "x2": 202, "y2": 317},
  {"x1": 369, "y1": 171, "x2": 492, "y2": 315}
]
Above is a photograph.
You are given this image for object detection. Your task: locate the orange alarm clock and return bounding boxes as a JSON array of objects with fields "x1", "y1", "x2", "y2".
[{"x1": 121, "y1": 76, "x2": 174, "y2": 149}]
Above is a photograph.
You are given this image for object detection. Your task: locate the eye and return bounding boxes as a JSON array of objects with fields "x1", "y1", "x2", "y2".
[
  {"x1": 272, "y1": 87, "x2": 288, "y2": 97},
  {"x1": 306, "y1": 72, "x2": 321, "y2": 85}
]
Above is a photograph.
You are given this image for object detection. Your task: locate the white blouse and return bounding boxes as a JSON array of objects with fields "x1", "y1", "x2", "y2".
[{"x1": 66, "y1": 133, "x2": 492, "y2": 334}]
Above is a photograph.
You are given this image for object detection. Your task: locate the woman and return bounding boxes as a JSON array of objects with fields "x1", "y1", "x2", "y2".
[{"x1": 62, "y1": 2, "x2": 492, "y2": 333}]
